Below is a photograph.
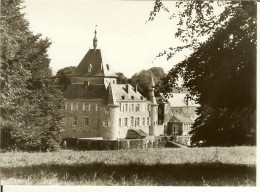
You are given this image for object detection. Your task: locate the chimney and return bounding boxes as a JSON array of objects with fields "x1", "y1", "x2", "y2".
[
  {"x1": 126, "y1": 84, "x2": 131, "y2": 93},
  {"x1": 134, "y1": 85, "x2": 138, "y2": 92}
]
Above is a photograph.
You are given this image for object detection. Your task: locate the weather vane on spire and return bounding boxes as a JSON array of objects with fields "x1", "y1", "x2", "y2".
[{"x1": 93, "y1": 25, "x2": 98, "y2": 50}]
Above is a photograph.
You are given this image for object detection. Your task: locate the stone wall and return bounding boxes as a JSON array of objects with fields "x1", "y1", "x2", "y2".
[
  {"x1": 77, "y1": 137, "x2": 169, "y2": 150},
  {"x1": 101, "y1": 105, "x2": 119, "y2": 140},
  {"x1": 62, "y1": 98, "x2": 104, "y2": 138},
  {"x1": 171, "y1": 135, "x2": 191, "y2": 146}
]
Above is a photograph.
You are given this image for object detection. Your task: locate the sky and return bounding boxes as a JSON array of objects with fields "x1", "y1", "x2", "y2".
[{"x1": 22, "y1": 0, "x2": 192, "y2": 77}]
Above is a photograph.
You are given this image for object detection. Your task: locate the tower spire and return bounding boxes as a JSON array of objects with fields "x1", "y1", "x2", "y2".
[
  {"x1": 148, "y1": 73, "x2": 157, "y2": 104},
  {"x1": 93, "y1": 25, "x2": 97, "y2": 50}
]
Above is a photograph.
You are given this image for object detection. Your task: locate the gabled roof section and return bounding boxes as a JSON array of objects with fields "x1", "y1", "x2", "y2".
[
  {"x1": 160, "y1": 93, "x2": 200, "y2": 107},
  {"x1": 111, "y1": 84, "x2": 147, "y2": 102},
  {"x1": 169, "y1": 114, "x2": 194, "y2": 124},
  {"x1": 71, "y1": 49, "x2": 118, "y2": 77},
  {"x1": 63, "y1": 84, "x2": 108, "y2": 102}
]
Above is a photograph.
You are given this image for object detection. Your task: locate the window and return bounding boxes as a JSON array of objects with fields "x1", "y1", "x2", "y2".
[
  {"x1": 148, "y1": 104, "x2": 151, "y2": 111},
  {"x1": 135, "y1": 117, "x2": 140, "y2": 127},
  {"x1": 119, "y1": 103, "x2": 122, "y2": 111},
  {"x1": 119, "y1": 118, "x2": 121, "y2": 127},
  {"x1": 103, "y1": 120, "x2": 110, "y2": 127},
  {"x1": 131, "y1": 117, "x2": 134, "y2": 127},
  {"x1": 83, "y1": 103, "x2": 91, "y2": 111},
  {"x1": 95, "y1": 104, "x2": 99, "y2": 111},
  {"x1": 122, "y1": 104, "x2": 125, "y2": 112},
  {"x1": 147, "y1": 117, "x2": 149, "y2": 126},
  {"x1": 71, "y1": 103, "x2": 78, "y2": 110},
  {"x1": 97, "y1": 118, "x2": 100, "y2": 126},
  {"x1": 142, "y1": 117, "x2": 145, "y2": 126},
  {"x1": 105, "y1": 107, "x2": 109, "y2": 116},
  {"x1": 124, "y1": 118, "x2": 128, "y2": 126},
  {"x1": 85, "y1": 117, "x2": 89, "y2": 126},
  {"x1": 125, "y1": 104, "x2": 128, "y2": 112},
  {"x1": 72, "y1": 117, "x2": 77, "y2": 126},
  {"x1": 132, "y1": 104, "x2": 135, "y2": 112},
  {"x1": 136, "y1": 104, "x2": 140, "y2": 112}
]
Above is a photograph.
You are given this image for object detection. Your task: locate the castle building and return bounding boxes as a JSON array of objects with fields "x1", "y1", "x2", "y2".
[
  {"x1": 61, "y1": 30, "x2": 159, "y2": 140},
  {"x1": 157, "y1": 90, "x2": 200, "y2": 136}
]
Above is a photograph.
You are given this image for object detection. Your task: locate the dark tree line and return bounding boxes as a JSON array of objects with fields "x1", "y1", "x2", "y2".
[
  {"x1": 1, "y1": 0, "x2": 63, "y2": 151},
  {"x1": 150, "y1": 0, "x2": 256, "y2": 146}
]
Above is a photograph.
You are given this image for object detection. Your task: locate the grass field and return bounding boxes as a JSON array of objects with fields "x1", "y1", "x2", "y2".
[{"x1": 0, "y1": 146, "x2": 256, "y2": 186}]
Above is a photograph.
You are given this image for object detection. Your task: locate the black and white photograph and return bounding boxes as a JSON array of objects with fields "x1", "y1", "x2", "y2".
[{"x1": 0, "y1": 0, "x2": 257, "y2": 190}]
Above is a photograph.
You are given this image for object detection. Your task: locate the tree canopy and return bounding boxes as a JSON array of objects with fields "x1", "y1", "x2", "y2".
[
  {"x1": 116, "y1": 72, "x2": 129, "y2": 84},
  {"x1": 129, "y1": 67, "x2": 166, "y2": 98},
  {"x1": 56, "y1": 66, "x2": 76, "y2": 92},
  {"x1": 1, "y1": 0, "x2": 63, "y2": 151},
  {"x1": 149, "y1": 0, "x2": 256, "y2": 145}
]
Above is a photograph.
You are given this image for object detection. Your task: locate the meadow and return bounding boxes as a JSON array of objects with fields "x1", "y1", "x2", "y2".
[{"x1": 0, "y1": 146, "x2": 256, "y2": 186}]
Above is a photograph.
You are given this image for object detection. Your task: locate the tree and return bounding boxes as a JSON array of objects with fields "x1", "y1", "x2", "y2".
[
  {"x1": 1, "y1": 0, "x2": 63, "y2": 151},
  {"x1": 129, "y1": 67, "x2": 166, "y2": 98},
  {"x1": 56, "y1": 66, "x2": 76, "y2": 92},
  {"x1": 116, "y1": 72, "x2": 129, "y2": 84},
  {"x1": 149, "y1": 1, "x2": 256, "y2": 145}
]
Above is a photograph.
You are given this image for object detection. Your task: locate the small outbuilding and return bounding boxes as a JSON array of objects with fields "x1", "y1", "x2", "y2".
[{"x1": 167, "y1": 114, "x2": 194, "y2": 136}]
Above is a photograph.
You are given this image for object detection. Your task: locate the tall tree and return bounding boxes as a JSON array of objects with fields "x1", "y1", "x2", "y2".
[
  {"x1": 56, "y1": 66, "x2": 76, "y2": 92},
  {"x1": 129, "y1": 67, "x2": 166, "y2": 98},
  {"x1": 1, "y1": 0, "x2": 63, "y2": 151},
  {"x1": 116, "y1": 72, "x2": 129, "y2": 84},
  {"x1": 149, "y1": 1, "x2": 256, "y2": 145}
]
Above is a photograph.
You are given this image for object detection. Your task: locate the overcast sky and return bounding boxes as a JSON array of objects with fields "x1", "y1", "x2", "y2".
[{"x1": 23, "y1": 0, "x2": 192, "y2": 77}]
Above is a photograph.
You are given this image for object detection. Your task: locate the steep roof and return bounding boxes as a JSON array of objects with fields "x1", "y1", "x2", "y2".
[
  {"x1": 111, "y1": 84, "x2": 147, "y2": 102},
  {"x1": 63, "y1": 84, "x2": 108, "y2": 103},
  {"x1": 169, "y1": 114, "x2": 194, "y2": 124},
  {"x1": 71, "y1": 49, "x2": 118, "y2": 77},
  {"x1": 160, "y1": 93, "x2": 200, "y2": 107},
  {"x1": 63, "y1": 83, "x2": 147, "y2": 104}
]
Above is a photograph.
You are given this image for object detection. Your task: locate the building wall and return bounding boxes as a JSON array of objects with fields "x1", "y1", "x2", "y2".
[
  {"x1": 149, "y1": 103, "x2": 158, "y2": 136},
  {"x1": 117, "y1": 101, "x2": 150, "y2": 138},
  {"x1": 62, "y1": 98, "x2": 105, "y2": 138},
  {"x1": 182, "y1": 123, "x2": 193, "y2": 136},
  {"x1": 166, "y1": 122, "x2": 192, "y2": 136},
  {"x1": 101, "y1": 105, "x2": 119, "y2": 140},
  {"x1": 62, "y1": 99, "x2": 151, "y2": 139}
]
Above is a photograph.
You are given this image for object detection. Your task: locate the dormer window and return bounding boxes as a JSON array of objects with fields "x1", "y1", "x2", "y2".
[
  {"x1": 88, "y1": 64, "x2": 92, "y2": 72},
  {"x1": 131, "y1": 96, "x2": 134, "y2": 100},
  {"x1": 106, "y1": 64, "x2": 109, "y2": 71},
  {"x1": 140, "y1": 96, "x2": 143, "y2": 100},
  {"x1": 121, "y1": 96, "x2": 125, "y2": 100}
]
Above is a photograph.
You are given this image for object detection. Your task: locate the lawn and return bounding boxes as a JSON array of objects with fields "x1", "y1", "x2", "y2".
[{"x1": 0, "y1": 146, "x2": 256, "y2": 186}]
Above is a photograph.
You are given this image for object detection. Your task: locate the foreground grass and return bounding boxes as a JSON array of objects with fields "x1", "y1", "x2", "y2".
[{"x1": 0, "y1": 147, "x2": 256, "y2": 186}]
